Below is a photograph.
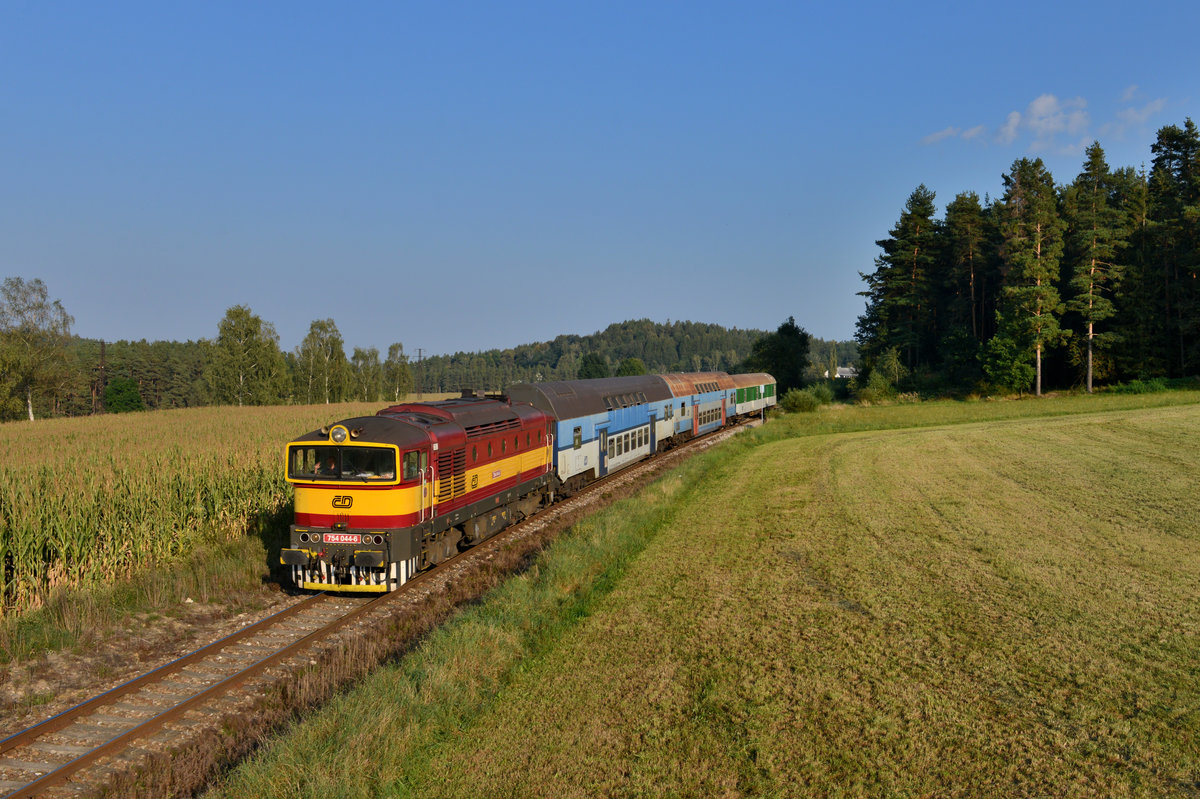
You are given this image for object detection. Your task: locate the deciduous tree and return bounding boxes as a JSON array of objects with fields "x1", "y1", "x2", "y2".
[
  {"x1": 295, "y1": 319, "x2": 349, "y2": 404},
  {"x1": 0, "y1": 277, "x2": 74, "y2": 421},
  {"x1": 616, "y1": 357, "x2": 647, "y2": 376},
  {"x1": 104, "y1": 376, "x2": 145, "y2": 412},
  {"x1": 351, "y1": 346, "x2": 383, "y2": 402},
  {"x1": 744, "y1": 316, "x2": 811, "y2": 394},
  {"x1": 578, "y1": 352, "x2": 609, "y2": 379},
  {"x1": 203, "y1": 305, "x2": 289, "y2": 406},
  {"x1": 384, "y1": 342, "x2": 413, "y2": 401}
]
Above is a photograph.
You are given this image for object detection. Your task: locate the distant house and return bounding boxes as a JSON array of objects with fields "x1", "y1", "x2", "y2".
[{"x1": 823, "y1": 366, "x2": 859, "y2": 379}]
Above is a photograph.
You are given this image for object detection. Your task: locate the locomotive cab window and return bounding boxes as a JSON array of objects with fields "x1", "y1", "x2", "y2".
[
  {"x1": 573, "y1": 426, "x2": 582, "y2": 450},
  {"x1": 288, "y1": 445, "x2": 396, "y2": 482},
  {"x1": 402, "y1": 451, "x2": 421, "y2": 481}
]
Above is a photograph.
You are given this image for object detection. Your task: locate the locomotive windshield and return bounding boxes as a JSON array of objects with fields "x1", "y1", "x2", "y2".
[{"x1": 288, "y1": 445, "x2": 397, "y2": 482}]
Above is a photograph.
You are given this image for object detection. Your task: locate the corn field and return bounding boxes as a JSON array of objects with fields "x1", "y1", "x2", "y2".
[{"x1": 0, "y1": 402, "x2": 387, "y2": 618}]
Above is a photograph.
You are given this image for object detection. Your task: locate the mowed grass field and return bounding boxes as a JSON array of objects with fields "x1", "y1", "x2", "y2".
[{"x1": 207, "y1": 396, "x2": 1200, "y2": 798}]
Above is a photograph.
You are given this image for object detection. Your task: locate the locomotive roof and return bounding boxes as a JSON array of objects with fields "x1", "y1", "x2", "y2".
[
  {"x1": 379, "y1": 396, "x2": 533, "y2": 426},
  {"x1": 289, "y1": 415, "x2": 430, "y2": 449},
  {"x1": 378, "y1": 397, "x2": 549, "y2": 444},
  {"x1": 289, "y1": 398, "x2": 549, "y2": 451},
  {"x1": 507, "y1": 374, "x2": 673, "y2": 419}
]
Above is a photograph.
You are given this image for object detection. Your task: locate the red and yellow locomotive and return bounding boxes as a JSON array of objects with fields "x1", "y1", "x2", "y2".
[{"x1": 281, "y1": 394, "x2": 554, "y2": 591}]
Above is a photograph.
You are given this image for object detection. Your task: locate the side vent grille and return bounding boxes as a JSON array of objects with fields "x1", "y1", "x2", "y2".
[
  {"x1": 464, "y1": 418, "x2": 521, "y2": 439},
  {"x1": 437, "y1": 448, "x2": 468, "y2": 503}
]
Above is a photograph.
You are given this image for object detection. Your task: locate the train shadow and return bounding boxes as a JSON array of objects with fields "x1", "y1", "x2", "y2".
[{"x1": 246, "y1": 499, "x2": 299, "y2": 593}]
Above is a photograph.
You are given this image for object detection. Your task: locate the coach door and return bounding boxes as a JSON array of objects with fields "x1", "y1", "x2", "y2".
[
  {"x1": 598, "y1": 427, "x2": 609, "y2": 477},
  {"x1": 648, "y1": 413, "x2": 657, "y2": 453}
]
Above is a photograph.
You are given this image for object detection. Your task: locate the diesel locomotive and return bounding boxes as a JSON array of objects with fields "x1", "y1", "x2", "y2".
[{"x1": 281, "y1": 371, "x2": 775, "y2": 592}]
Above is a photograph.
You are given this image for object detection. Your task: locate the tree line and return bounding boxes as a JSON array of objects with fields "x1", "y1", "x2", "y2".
[
  {"x1": 0, "y1": 298, "x2": 416, "y2": 420},
  {"x1": 0, "y1": 292, "x2": 855, "y2": 421},
  {"x1": 413, "y1": 320, "x2": 776, "y2": 392},
  {"x1": 857, "y1": 118, "x2": 1200, "y2": 395}
]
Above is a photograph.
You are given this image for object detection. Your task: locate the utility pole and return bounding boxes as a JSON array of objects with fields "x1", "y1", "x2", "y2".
[
  {"x1": 93, "y1": 340, "x2": 107, "y2": 414},
  {"x1": 416, "y1": 348, "x2": 424, "y2": 400}
]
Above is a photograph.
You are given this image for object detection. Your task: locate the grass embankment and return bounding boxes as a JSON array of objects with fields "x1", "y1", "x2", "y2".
[{"x1": 208, "y1": 394, "x2": 1200, "y2": 798}]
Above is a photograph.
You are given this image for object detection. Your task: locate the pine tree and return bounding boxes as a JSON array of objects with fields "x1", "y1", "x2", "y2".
[
  {"x1": 942, "y1": 192, "x2": 987, "y2": 342},
  {"x1": 856, "y1": 185, "x2": 940, "y2": 373},
  {"x1": 997, "y1": 158, "x2": 1066, "y2": 396},
  {"x1": 1110, "y1": 166, "x2": 1157, "y2": 378},
  {"x1": 1147, "y1": 119, "x2": 1200, "y2": 374},
  {"x1": 1063, "y1": 142, "x2": 1126, "y2": 392}
]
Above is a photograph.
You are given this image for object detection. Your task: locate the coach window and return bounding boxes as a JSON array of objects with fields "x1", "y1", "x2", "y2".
[{"x1": 573, "y1": 426, "x2": 582, "y2": 449}]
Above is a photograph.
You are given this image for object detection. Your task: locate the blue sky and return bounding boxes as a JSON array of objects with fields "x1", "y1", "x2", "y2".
[{"x1": 2, "y1": 1, "x2": 1197, "y2": 357}]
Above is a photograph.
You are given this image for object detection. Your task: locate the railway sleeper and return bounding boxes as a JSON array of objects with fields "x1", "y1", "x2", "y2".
[{"x1": 1, "y1": 756, "x2": 60, "y2": 773}]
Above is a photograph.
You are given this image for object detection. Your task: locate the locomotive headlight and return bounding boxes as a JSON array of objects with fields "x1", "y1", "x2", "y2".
[{"x1": 330, "y1": 425, "x2": 348, "y2": 443}]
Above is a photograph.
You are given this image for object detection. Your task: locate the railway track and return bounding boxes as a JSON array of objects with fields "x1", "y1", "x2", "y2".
[
  {"x1": 0, "y1": 592, "x2": 384, "y2": 798},
  {"x1": 0, "y1": 417, "x2": 759, "y2": 798}
]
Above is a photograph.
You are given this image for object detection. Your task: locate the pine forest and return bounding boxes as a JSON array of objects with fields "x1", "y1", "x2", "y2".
[{"x1": 857, "y1": 118, "x2": 1200, "y2": 396}]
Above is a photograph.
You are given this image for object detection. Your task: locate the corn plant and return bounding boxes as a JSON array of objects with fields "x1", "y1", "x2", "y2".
[{"x1": 0, "y1": 402, "x2": 384, "y2": 617}]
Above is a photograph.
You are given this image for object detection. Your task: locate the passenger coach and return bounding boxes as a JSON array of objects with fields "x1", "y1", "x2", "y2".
[{"x1": 508, "y1": 374, "x2": 674, "y2": 493}]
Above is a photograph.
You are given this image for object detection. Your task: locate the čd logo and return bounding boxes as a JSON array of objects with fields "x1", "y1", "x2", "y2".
[{"x1": 332, "y1": 496, "x2": 353, "y2": 509}]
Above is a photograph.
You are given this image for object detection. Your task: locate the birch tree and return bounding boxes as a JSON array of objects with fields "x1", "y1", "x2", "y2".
[
  {"x1": 204, "y1": 305, "x2": 288, "y2": 406},
  {"x1": 0, "y1": 277, "x2": 74, "y2": 421}
]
